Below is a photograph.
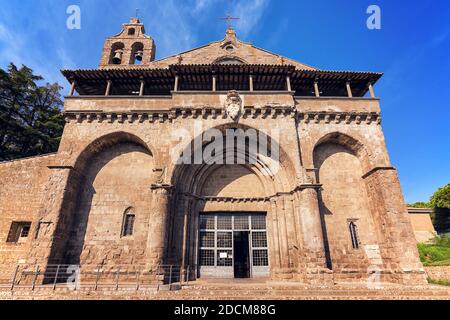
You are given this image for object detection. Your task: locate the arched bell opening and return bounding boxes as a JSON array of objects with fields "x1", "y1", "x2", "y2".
[
  {"x1": 109, "y1": 42, "x2": 125, "y2": 65},
  {"x1": 130, "y1": 42, "x2": 144, "y2": 65}
]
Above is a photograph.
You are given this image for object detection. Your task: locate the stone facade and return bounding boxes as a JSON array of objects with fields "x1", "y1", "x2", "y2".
[
  {"x1": 408, "y1": 208, "x2": 437, "y2": 243},
  {"x1": 0, "y1": 18, "x2": 427, "y2": 286}
]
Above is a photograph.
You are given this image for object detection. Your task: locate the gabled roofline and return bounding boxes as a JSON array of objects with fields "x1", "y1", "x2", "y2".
[{"x1": 151, "y1": 34, "x2": 317, "y2": 70}]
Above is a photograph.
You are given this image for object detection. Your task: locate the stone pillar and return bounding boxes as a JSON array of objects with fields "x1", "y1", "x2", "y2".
[
  {"x1": 363, "y1": 168, "x2": 427, "y2": 284},
  {"x1": 346, "y1": 82, "x2": 353, "y2": 98},
  {"x1": 146, "y1": 184, "x2": 172, "y2": 269},
  {"x1": 69, "y1": 80, "x2": 76, "y2": 96},
  {"x1": 105, "y1": 80, "x2": 112, "y2": 96},
  {"x1": 212, "y1": 74, "x2": 217, "y2": 92},
  {"x1": 286, "y1": 76, "x2": 292, "y2": 92},
  {"x1": 272, "y1": 198, "x2": 292, "y2": 278},
  {"x1": 267, "y1": 200, "x2": 281, "y2": 273},
  {"x1": 181, "y1": 198, "x2": 191, "y2": 268},
  {"x1": 314, "y1": 81, "x2": 320, "y2": 97},
  {"x1": 139, "y1": 79, "x2": 145, "y2": 96},
  {"x1": 284, "y1": 195, "x2": 300, "y2": 269},
  {"x1": 174, "y1": 75, "x2": 179, "y2": 92},
  {"x1": 299, "y1": 185, "x2": 329, "y2": 276},
  {"x1": 27, "y1": 166, "x2": 74, "y2": 270},
  {"x1": 368, "y1": 82, "x2": 375, "y2": 98}
]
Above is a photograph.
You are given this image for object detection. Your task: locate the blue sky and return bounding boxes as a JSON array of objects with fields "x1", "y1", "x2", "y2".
[{"x1": 0, "y1": 0, "x2": 449, "y2": 203}]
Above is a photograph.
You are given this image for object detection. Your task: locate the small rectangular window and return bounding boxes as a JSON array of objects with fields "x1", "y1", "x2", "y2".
[
  {"x1": 122, "y1": 214, "x2": 135, "y2": 237},
  {"x1": 349, "y1": 221, "x2": 360, "y2": 249},
  {"x1": 7, "y1": 222, "x2": 32, "y2": 243}
]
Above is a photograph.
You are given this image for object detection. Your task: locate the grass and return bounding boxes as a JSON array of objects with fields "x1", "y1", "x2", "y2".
[
  {"x1": 427, "y1": 277, "x2": 450, "y2": 287},
  {"x1": 417, "y1": 236, "x2": 450, "y2": 267}
]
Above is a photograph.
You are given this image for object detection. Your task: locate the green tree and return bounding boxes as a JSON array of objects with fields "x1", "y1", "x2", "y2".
[
  {"x1": 407, "y1": 202, "x2": 431, "y2": 208},
  {"x1": 430, "y1": 184, "x2": 450, "y2": 233},
  {"x1": 0, "y1": 63, "x2": 64, "y2": 161}
]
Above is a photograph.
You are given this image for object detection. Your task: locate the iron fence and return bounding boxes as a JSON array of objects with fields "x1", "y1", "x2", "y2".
[{"x1": 0, "y1": 264, "x2": 194, "y2": 292}]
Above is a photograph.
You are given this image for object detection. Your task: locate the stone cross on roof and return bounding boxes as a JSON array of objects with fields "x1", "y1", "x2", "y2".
[{"x1": 220, "y1": 14, "x2": 240, "y2": 29}]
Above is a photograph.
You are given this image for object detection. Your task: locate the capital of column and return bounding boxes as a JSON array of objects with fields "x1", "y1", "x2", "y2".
[
  {"x1": 299, "y1": 184, "x2": 322, "y2": 191},
  {"x1": 150, "y1": 183, "x2": 174, "y2": 195}
]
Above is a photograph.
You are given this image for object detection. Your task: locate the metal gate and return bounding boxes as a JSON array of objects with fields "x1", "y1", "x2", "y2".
[{"x1": 198, "y1": 212, "x2": 269, "y2": 279}]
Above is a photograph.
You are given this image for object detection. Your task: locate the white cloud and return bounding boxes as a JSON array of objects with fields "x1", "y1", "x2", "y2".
[
  {"x1": 0, "y1": 21, "x2": 70, "y2": 87},
  {"x1": 146, "y1": 0, "x2": 271, "y2": 57},
  {"x1": 233, "y1": 0, "x2": 270, "y2": 38},
  {"x1": 0, "y1": 23, "x2": 25, "y2": 66},
  {"x1": 0, "y1": 0, "x2": 272, "y2": 84}
]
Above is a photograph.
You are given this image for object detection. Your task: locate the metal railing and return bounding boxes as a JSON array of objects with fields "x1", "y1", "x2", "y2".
[{"x1": 0, "y1": 264, "x2": 195, "y2": 292}]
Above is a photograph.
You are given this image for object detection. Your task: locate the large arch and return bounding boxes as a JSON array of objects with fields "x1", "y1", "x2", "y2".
[
  {"x1": 166, "y1": 123, "x2": 300, "y2": 279},
  {"x1": 47, "y1": 132, "x2": 154, "y2": 268},
  {"x1": 314, "y1": 131, "x2": 374, "y2": 174},
  {"x1": 313, "y1": 131, "x2": 381, "y2": 273},
  {"x1": 170, "y1": 123, "x2": 296, "y2": 196}
]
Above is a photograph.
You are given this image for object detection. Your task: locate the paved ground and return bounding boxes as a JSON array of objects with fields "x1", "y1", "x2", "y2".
[{"x1": 0, "y1": 280, "x2": 449, "y2": 300}]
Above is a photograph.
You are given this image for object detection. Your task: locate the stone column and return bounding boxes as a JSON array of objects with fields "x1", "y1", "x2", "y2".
[
  {"x1": 146, "y1": 184, "x2": 172, "y2": 269},
  {"x1": 180, "y1": 198, "x2": 191, "y2": 281},
  {"x1": 272, "y1": 198, "x2": 292, "y2": 279},
  {"x1": 284, "y1": 195, "x2": 300, "y2": 269},
  {"x1": 299, "y1": 185, "x2": 328, "y2": 272},
  {"x1": 267, "y1": 200, "x2": 281, "y2": 273}
]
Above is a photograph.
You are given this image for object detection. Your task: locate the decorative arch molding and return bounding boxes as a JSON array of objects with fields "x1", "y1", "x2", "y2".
[
  {"x1": 313, "y1": 131, "x2": 373, "y2": 175},
  {"x1": 213, "y1": 55, "x2": 248, "y2": 65},
  {"x1": 169, "y1": 123, "x2": 297, "y2": 197},
  {"x1": 166, "y1": 123, "x2": 302, "y2": 271},
  {"x1": 72, "y1": 131, "x2": 153, "y2": 172}
]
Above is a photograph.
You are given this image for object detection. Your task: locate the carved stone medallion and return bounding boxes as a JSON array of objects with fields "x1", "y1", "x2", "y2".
[{"x1": 224, "y1": 90, "x2": 242, "y2": 121}]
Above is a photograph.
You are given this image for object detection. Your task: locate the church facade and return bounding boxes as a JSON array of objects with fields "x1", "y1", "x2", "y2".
[{"x1": 0, "y1": 18, "x2": 426, "y2": 285}]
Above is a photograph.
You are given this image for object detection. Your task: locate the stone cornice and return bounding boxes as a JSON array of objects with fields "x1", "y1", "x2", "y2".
[
  {"x1": 64, "y1": 107, "x2": 380, "y2": 124},
  {"x1": 47, "y1": 165, "x2": 74, "y2": 170},
  {"x1": 362, "y1": 166, "x2": 396, "y2": 179},
  {"x1": 150, "y1": 183, "x2": 174, "y2": 190},
  {"x1": 64, "y1": 105, "x2": 296, "y2": 123},
  {"x1": 298, "y1": 111, "x2": 381, "y2": 125}
]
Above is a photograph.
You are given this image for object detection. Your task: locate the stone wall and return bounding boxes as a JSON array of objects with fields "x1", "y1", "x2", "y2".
[
  {"x1": 0, "y1": 91, "x2": 427, "y2": 285},
  {"x1": 201, "y1": 165, "x2": 266, "y2": 198},
  {"x1": 0, "y1": 154, "x2": 56, "y2": 274},
  {"x1": 425, "y1": 266, "x2": 450, "y2": 282},
  {"x1": 408, "y1": 210, "x2": 437, "y2": 243}
]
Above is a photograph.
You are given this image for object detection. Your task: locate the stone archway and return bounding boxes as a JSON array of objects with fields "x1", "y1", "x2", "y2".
[
  {"x1": 313, "y1": 132, "x2": 382, "y2": 275},
  {"x1": 46, "y1": 132, "x2": 154, "y2": 269},
  {"x1": 166, "y1": 124, "x2": 300, "y2": 280}
]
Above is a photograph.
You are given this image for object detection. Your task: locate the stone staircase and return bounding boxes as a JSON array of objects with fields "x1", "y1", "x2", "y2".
[
  {"x1": 156, "y1": 281, "x2": 450, "y2": 300},
  {"x1": 1, "y1": 280, "x2": 449, "y2": 300}
]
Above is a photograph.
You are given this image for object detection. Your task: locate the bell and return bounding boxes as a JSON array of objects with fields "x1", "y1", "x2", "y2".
[
  {"x1": 112, "y1": 49, "x2": 123, "y2": 64},
  {"x1": 135, "y1": 50, "x2": 144, "y2": 62}
]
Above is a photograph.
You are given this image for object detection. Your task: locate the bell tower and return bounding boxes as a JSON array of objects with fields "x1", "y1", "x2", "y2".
[{"x1": 99, "y1": 17, "x2": 156, "y2": 68}]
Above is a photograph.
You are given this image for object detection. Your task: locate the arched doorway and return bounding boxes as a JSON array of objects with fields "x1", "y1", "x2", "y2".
[{"x1": 168, "y1": 124, "x2": 296, "y2": 280}]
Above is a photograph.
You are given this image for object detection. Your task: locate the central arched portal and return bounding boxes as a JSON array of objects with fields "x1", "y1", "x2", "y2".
[
  {"x1": 198, "y1": 164, "x2": 270, "y2": 279},
  {"x1": 168, "y1": 124, "x2": 297, "y2": 280}
]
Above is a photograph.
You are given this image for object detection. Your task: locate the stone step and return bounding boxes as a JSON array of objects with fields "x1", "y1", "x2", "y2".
[{"x1": 1, "y1": 284, "x2": 449, "y2": 300}]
